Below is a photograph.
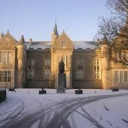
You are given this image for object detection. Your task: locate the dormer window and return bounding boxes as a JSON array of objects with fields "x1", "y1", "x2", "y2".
[{"x1": 62, "y1": 41, "x2": 65, "y2": 48}]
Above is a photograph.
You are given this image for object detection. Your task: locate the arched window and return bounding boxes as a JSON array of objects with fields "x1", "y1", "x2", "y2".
[{"x1": 61, "y1": 55, "x2": 67, "y2": 66}]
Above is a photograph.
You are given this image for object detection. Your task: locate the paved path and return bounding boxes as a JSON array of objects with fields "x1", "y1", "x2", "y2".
[{"x1": 0, "y1": 93, "x2": 128, "y2": 128}]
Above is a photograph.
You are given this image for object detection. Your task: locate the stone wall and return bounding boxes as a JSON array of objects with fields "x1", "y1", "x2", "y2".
[
  {"x1": 25, "y1": 49, "x2": 53, "y2": 88},
  {"x1": 72, "y1": 49, "x2": 102, "y2": 89}
]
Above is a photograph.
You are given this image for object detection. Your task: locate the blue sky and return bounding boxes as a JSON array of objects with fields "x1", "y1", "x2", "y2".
[{"x1": 0, "y1": 0, "x2": 110, "y2": 41}]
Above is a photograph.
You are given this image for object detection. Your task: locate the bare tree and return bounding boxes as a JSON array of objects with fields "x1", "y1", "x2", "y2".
[
  {"x1": 96, "y1": 0, "x2": 128, "y2": 65},
  {"x1": 96, "y1": 17, "x2": 121, "y2": 42},
  {"x1": 106, "y1": 0, "x2": 128, "y2": 16},
  {"x1": 112, "y1": 19, "x2": 128, "y2": 65}
]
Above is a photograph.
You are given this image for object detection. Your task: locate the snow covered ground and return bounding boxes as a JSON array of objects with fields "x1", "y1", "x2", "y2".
[{"x1": 0, "y1": 89, "x2": 128, "y2": 128}]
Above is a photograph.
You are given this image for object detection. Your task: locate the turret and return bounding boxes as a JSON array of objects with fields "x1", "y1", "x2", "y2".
[
  {"x1": 100, "y1": 35, "x2": 111, "y2": 89},
  {"x1": 19, "y1": 35, "x2": 25, "y2": 45},
  {"x1": 101, "y1": 35, "x2": 110, "y2": 70},
  {"x1": 17, "y1": 35, "x2": 26, "y2": 71},
  {"x1": 16, "y1": 35, "x2": 27, "y2": 88}
]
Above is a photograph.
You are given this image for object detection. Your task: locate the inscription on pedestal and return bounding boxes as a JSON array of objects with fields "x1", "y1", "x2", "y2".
[{"x1": 58, "y1": 74, "x2": 66, "y2": 88}]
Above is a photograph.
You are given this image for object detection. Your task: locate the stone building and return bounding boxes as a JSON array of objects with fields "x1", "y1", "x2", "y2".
[{"x1": 0, "y1": 24, "x2": 128, "y2": 89}]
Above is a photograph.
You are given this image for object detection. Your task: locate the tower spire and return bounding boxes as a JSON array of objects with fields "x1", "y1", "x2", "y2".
[{"x1": 53, "y1": 23, "x2": 59, "y2": 36}]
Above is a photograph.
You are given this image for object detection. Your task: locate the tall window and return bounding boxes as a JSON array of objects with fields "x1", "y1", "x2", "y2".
[
  {"x1": 94, "y1": 59, "x2": 101, "y2": 79},
  {"x1": 115, "y1": 71, "x2": 128, "y2": 83},
  {"x1": 115, "y1": 71, "x2": 120, "y2": 83},
  {"x1": 7, "y1": 52, "x2": 11, "y2": 63},
  {"x1": 0, "y1": 51, "x2": 11, "y2": 64},
  {"x1": 27, "y1": 59, "x2": 35, "y2": 79},
  {"x1": 62, "y1": 41, "x2": 65, "y2": 48},
  {"x1": 28, "y1": 59, "x2": 32, "y2": 70},
  {"x1": 8, "y1": 71, "x2": 11, "y2": 82},
  {"x1": 124, "y1": 71, "x2": 128, "y2": 82},
  {"x1": 0, "y1": 51, "x2": 1, "y2": 63},
  {"x1": 44, "y1": 59, "x2": 50, "y2": 79},
  {"x1": 76, "y1": 61, "x2": 83, "y2": 79},
  {"x1": 4, "y1": 71, "x2": 7, "y2": 82},
  {"x1": 120, "y1": 71, "x2": 124, "y2": 83},
  {"x1": 0, "y1": 72, "x2": 3, "y2": 82},
  {"x1": 0, "y1": 71, "x2": 11, "y2": 82}
]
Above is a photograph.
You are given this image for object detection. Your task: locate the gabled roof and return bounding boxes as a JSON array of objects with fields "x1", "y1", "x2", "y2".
[
  {"x1": 3, "y1": 30, "x2": 17, "y2": 43},
  {"x1": 52, "y1": 30, "x2": 74, "y2": 49},
  {"x1": 0, "y1": 31, "x2": 17, "y2": 49}
]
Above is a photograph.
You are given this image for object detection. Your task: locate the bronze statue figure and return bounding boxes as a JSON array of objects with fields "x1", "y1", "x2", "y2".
[{"x1": 59, "y1": 59, "x2": 65, "y2": 74}]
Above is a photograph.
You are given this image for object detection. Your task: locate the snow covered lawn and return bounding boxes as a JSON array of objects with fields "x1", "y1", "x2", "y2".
[{"x1": 0, "y1": 89, "x2": 128, "y2": 128}]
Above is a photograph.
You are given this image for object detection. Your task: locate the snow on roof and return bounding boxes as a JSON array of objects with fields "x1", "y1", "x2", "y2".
[
  {"x1": 25, "y1": 41, "x2": 51, "y2": 49},
  {"x1": 73, "y1": 41, "x2": 97, "y2": 49},
  {"x1": 25, "y1": 41, "x2": 97, "y2": 50}
]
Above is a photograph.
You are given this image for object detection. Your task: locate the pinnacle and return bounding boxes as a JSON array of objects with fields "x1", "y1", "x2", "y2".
[
  {"x1": 53, "y1": 23, "x2": 59, "y2": 36},
  {"x1": 19, "y1": 35, "x2": 25, "y2": 44}
]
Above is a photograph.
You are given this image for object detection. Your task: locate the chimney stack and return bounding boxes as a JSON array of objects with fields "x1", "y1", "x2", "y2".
[{"x1": 29, "y1": 38, "x2": 32, "y2": 43}]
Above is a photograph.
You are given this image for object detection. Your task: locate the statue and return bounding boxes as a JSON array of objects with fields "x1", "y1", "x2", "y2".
[{"x1": 59, "y1": 59, "x2": 65, "y2": 74}]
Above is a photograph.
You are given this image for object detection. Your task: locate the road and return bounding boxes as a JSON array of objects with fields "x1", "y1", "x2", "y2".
[{"x1": 0, "y1": 93, "x2": 128, "y2": 128}]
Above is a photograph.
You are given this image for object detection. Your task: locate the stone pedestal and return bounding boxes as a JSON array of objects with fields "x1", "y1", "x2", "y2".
[
  {"x1": 9, "y1": 88, "x2": 15, "y2": 91},
  {"x1": 39, "y1": 88, "x2": 46, "y2": 94},
  {"x1": 75, "y1": 89, "x2": 83, "y2": 94},
  {"x1": 0, "y1": 90, "x2": 6, "y2": 103},
  {"x1": 57, "y1": 73, "x2": 66, "y2": 93}
]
